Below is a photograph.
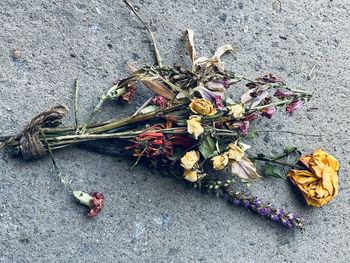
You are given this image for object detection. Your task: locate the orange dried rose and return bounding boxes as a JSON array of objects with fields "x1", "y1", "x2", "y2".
[{"x1": 288, "y1": 149, "x2": 339, "y2": 207}]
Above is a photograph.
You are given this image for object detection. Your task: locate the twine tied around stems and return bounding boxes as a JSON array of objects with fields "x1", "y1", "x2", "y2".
[
  {"x1": 0, "y1": 105, "x2": 68, "y2": 160},
  {"x1": 20, "y1": 105, "x2": 68, "y2": 160}
]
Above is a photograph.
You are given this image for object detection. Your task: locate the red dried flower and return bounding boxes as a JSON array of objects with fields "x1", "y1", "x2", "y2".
[
  {"x1": 88, "y1": 192, "x2": 105, "y2": 218},
  {"x1": 119, "y1": 82, "x2": 137, "y2": 104},
  {"x1": 130, "y1": 125, "x2": 173, "y2": 158},
  {"x1": 73, "y1": 190, "x2": 105, "y2": 218},
  {"x1": 151, "y1": 95, "x2": 168, "y2": 108},
  {"x1": 170, "y1": 135, "x2": 195, "y2": 147},
  {"x1": 128, "y1": 125, "x2": 194, "y2": 159}
]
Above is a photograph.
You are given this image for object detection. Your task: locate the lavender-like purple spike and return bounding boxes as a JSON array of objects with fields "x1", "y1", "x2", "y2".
[{"x1": 216, "y1": 188, "x2": 304, "y2": 230}]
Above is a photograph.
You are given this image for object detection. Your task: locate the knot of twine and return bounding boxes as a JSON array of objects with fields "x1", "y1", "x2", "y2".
[{"x1": 19, "y1": 105, "x2": 68, "y2": 160}]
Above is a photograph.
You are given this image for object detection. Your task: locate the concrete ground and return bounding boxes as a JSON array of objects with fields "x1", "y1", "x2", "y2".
[{"x1": 0, "y1": 0, "x2": 349, "y2": 262}]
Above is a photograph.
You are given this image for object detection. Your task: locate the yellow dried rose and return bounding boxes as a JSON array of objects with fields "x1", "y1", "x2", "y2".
[
  {"x1": 180, "y1": 150, "x2": 200, "y2": 170},
  {"x1": 228, "y1": 104, "x2": 245, "y2": 119},
  {"x1": 189, "y1": 98, "x2": 217, "y2": 116},
  {"x1": 187, "y1": 115, "x2": 204, "y2": 139},
  {"x1": 287, "y1": 149, "x2": 339, "y2": 207},
  {"x1": 211, "y1": 154, "x2": 229, "y2": 170},
  {"x1": 183, "y1": 169, "x2": 199, "y2": 182},
  {"x1": 227, "y1": 143, "x2": 245, "y2": 161}
]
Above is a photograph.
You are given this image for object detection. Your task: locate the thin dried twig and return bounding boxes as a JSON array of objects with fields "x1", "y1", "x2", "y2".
[
  {"x1": 123, "y1": 0, "x2": 163, "y2": 67},
  {"x1": 254, "y1": 130, "x2": 322, "y2": 137},
  {"x1": 132, "y1": 97, "x2": 153, "y2": 116},
  {"x1": 73, "y1": 79, "x2": 80, "y2": 134}
]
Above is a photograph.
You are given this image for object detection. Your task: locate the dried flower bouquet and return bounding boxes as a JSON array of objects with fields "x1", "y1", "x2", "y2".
[{"x1": 0, "y1": 1, "x2": 340, "y2": 230}]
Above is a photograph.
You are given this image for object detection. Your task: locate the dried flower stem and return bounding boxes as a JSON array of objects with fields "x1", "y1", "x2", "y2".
[
  {"x1": 253, "y1": 155, "x2": 304, "y2": 169},
  {"x1": 39, "y1": 128, "x2": 74, "y2": 192},
  {"x1": 254, "y1": 130, "x2": 321, "y2": 137},
  {"x1": 79, "y1": 95, "x2": 106, "y2": 134},
  {"x1": 43, "y1": 128, "x2": 186, "y2": 146},
  {"x1": 88, "y1": 101, "x2": 188, "y2": 134},
  {"x1": 251, "y1": 99, "x2": 294, "y2": 111}
]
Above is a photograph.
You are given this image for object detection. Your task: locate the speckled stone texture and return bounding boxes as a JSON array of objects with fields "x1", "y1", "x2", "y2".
[{"x1": 0, "y1": 0, "x2": 349, "y2": 262}]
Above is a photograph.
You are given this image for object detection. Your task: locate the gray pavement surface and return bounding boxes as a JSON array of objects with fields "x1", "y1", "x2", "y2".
[{"x1": 1, "y1": 0, "x2": 349, "y2": 262}]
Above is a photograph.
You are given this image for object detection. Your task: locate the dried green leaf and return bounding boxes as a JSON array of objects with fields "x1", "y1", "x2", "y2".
[{"x1": 199, "y1": 135, "x2": 218, "y2": 159}]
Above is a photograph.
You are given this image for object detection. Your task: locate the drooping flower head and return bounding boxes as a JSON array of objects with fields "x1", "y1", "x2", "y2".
[{"x1": 88, "y1": 192, "x2": 105, "y2": 217}]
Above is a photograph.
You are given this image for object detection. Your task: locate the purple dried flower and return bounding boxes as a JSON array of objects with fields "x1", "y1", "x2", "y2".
[
  {"x1": 233, "y1": 199, "x2": 241, "y2": 206},
  {"x1": 243, "y1": 199, "x2": 251, "y2": 208},
  {"x1": 192, "y1": 84, "x2": 224, "y2": 104},
  {"x1": 282, "y1": 218, "x2": 293, "y2": 229},
  {"x1": 73, "y1": 191, "x2": 105, "y2": 218},
  {"x1": 88, "y1": 192, "x2": 105, "y2": 218},
  {"x1": 214, "y1": 96, "x2": 225, "y2": 110},
  {"x1": 261, "y1": 106, "x2": 277, "y2": 119},
  {"x1": 275, "y1": 208, "x2": 285, "y2": 218},
  {"x1": 239, "y1": 121, "x2": 249, "y2": 135},
  {"x1": 256, "y1": 73, "x2": 283, "y2": 83},
  {"x1": 274, "y1": 89, "x2": 295, "y2": 98},
  {"x1": 119, "y1": 82, "x2": 137, "y2": 104},
  {"x1": 214, "y1": 190, "x2": 304, "y2": 230},
  {"x1": 243, "y1": 113, "x2": 259, "y2": 122},
  {"x1": 270, "y1": 214, "x2": 280, "y2": 221},
  {"x1": 287, "y1": 212, "x2": 297, "y2": 221},
  {"x1": 286, "y1": 100, "x2": 304, "y2": 113},
  {"x1": 257, "y1": 207, "x2": 271, "y2": 216},
  {"x1": 253, "y1": 197, "x2": 262, "y2": 206}
]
